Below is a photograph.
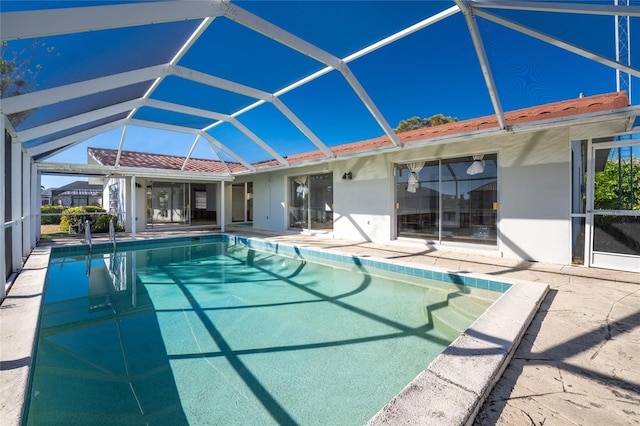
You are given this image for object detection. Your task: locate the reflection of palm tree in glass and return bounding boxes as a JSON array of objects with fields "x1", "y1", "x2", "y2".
[
  {"x1": 294, "y1": 176, "x2": 308, "y2": 226},
  {"x1": 158, "y1": 191, "x2": 168, "y2": 217}
]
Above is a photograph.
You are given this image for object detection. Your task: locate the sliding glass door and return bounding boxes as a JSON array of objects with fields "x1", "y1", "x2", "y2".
[
  {"x1": 146, "y1": 182, "x2": 188, "y2": 227},
  {"x1": 289, "y1": 173, "x2": 333, "y2": 231},
  {"x1": 396, "y1": 155, "x2": 498, "y2": 245}
]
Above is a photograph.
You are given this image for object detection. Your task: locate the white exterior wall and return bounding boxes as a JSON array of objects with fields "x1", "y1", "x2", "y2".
[
  {"x1": 249, "y1": 127, "x2": 573, "y2": 264},
  {"x1": 333, "y1": 156, "x2": 394, "y2": 241},
  {"x1": 498, "y1": 129, "x2": 571, "y2": 264},
  {"x1": 252, "y1": 172, "x2": 287, "y2": 231}
]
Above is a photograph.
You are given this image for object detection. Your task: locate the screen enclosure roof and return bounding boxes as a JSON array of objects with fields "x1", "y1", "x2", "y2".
[{"x1": 1, "y1": 0, "x2": 639, "y2": 177}]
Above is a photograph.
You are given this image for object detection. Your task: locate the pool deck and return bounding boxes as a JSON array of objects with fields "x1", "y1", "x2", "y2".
[{"x1": 2, "y1": 229, "x2": 639, "y2": 425}]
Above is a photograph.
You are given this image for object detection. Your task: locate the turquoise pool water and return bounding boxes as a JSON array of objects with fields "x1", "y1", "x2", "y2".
[{"x1": 26, "y1": 236, "x2": 502, "y2": 425}]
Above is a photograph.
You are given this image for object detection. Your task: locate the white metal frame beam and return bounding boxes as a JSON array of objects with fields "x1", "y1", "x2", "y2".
[
  {"x1": 126, "y1": 118, "x2": 253, "y2": 171},
  {"x1": 229, "y1": 118, "x2": 288, "y2": 165},
  {"x1": 474, "y1": 8, "x2": 640, "y2": 79},
  {"x1": 221, "y1": 2, "x2": 403, "y2": 147},
  {"x1": 114, "y1": 125, "x2": 128, "y2": 167},
  {"x1": 144, "y1": 99, "x2": 287, "y2": 165},
  {"x1": 0, "y1": 1, "x2": 225, "y2": 41},
  {"x1": 455, "y1": 0, "x2": 508, "y2": 130},
  {"x1": 271, "y1": 98, "x2": 334, "y2": 158},
  {"x1": 9, "y1": 0, "x2": 629, "y2": 179},
  {"x1": 0, "y1": 65, "x2": 167, "y2": 115},
  {"x1": 199, "y1": 132, "x2": 255, "y2": 172},
  {"x1": 471, "y1": 0, "x2": 640, "y2": 17},
  {"x1": 17, "y1": 99, "x2": 143, "y2": 142},
  {"x1": 4, "y1": 1, "x2": 465, "y2": 168},
  {"x1": 10, "y1": 64, "x2": 331, "y2": 163},
  {"x1": 27, "y1": 121, "x2": 125, "y2": 158},
  {"x1": 181, "y1": 135, "x2": 201, "y2": 171}
]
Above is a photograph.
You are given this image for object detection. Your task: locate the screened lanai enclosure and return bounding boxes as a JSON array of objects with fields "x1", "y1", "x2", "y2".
[{"x1": 2, "y1": 1, "x2": 640, "y2": 299}]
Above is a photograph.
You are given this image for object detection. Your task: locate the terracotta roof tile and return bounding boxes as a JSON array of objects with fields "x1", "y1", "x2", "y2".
[
  {"x1": 88, "y1": 148, "x2": 248, "y2": 174},
  {"x1": 88, "y1": 92, "x2": 630, "y2": 176}
]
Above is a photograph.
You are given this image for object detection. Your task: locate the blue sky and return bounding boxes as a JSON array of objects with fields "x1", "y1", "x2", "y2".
[{"x1": 1, "y1": 1, "x2": 638, "y2": 189}]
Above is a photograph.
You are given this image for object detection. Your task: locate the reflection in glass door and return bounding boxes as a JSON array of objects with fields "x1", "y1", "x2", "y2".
[
  {"x1": 589, "y1": 141, "x2": 640, "y2": 272},
  {"x1": 396, "y1": 155, "x2": 498, "y2": 245},
  {"x1": 146, "y1": 182, "x2": 188, "y2": 228},
  {"x1": 289, "y1": 173, "x2": 333, "y2": 231}
]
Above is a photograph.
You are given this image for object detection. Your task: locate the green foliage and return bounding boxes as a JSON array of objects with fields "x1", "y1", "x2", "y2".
[
  {"x1": 60, "y1": 206, "x2": 122, "y2": 234},
  {"x1": 394, "y1": 113, "x2": 458, "y2": 134},
  {"x1": 92, "y1": 214, "x2": 125, "y2": 234},
  {"x1": 594, "y1": 157, "x2": 640, "y2": 211},
  {"x1": 40, "y1": 205, "x2": 66, "y2": 225},
  {"x1": 1, "y1": 40, "x2": 59, "y2": 126}
]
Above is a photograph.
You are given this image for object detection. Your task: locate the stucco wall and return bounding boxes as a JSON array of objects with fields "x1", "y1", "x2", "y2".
[
  {"x1": 498, "y1": 129, "x2": 571, "y2": 264},
  {"x1": 248, "y1": 127, "x2": 572, "y2": 264}
]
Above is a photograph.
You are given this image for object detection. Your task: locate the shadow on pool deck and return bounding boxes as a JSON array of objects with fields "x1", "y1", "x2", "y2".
[
  {"x1": 2, "y1": 229, "x2": 639, "y2": 425},
  {"x1": 238, "y1": 231, "x2": 640, "y2": 425}
]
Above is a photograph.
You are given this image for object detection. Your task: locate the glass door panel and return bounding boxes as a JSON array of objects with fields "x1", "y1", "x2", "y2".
[
  {"x1": 396, "y1": 161, "x2": 439, "y2": 240},
  {"x1": 309, "y1": 173, "x2": 333, "y2": 231},
  {"x1": 232, "y1": 184, "x2": 245, "y2": 222},
  {"x1": 247, "y1": 182, "x2": 253, "y2": 222},
  {"x1": 147, "y1": 183, "x2": 188, "y2": 227},
  {"x1": 289, "y1": 173, "x2": 333, "y2": 231},
  {"x1": 396, "y1": 155, "x2": 497, "y2": 246},
  {"x1": 289, "y1": 175, "x2": 308, "y2": 229},
  {"x1": 590, "y1": 143, "x2": 640, "y2": 271},
  {"x1": 441, "y1": 155, "x2": 497, "y2": 244}
]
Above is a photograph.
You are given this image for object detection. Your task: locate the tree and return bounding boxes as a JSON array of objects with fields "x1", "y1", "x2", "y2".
[
  {"x1": 1, "y1": 40, "x2": 58, "y2": 126},
  {"x1": 594, "y1": 156, "x2": 640, "y2": 210},
  {"x1": 394, "y1": 113, "x2": 458, "y2": 133}
]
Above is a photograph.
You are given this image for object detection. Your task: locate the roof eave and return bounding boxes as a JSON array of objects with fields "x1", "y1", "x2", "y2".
[
  {"x1": 233, "y1": 105, "x2": 640, "y2": 176},
  {"x1": 38, "y1": 162, "x2": 235, "y2": 182}
]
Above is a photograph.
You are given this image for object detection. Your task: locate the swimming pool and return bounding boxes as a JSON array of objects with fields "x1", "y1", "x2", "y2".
[{"x1": 25, "y1": 235, "x2": 505, "y2": 425}]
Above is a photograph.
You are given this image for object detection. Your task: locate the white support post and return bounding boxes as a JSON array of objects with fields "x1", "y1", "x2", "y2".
[
  {"x1": 130, "y1": 175, "x2": 137, "y2": 240},
  {"x1": 22, "y1": 151, "x2": 31, "y2": 257},
  {"x1": 220, "y1": 181, "x2": 225, "y2": 233},
  {"x1": 31, "y1": 165, "x2": 39, "y2": 248},
  {"x1": 36, "y1": 172, "x2": 42, "y2": 241},
  {"x1": 12, "y1": 136, "x2": 22, "y2": 272},
  {"x1": 1, "y1": 116, "x2": 6, "y2": 300}
]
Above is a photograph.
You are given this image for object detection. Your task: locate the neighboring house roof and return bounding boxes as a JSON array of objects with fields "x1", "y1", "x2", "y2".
[
  {"x1": 51, "y1": 180, "x2": 103, "y2": 196},
  {"x1": 89, "y1": 91, "x2": 630, "y2": 176}
]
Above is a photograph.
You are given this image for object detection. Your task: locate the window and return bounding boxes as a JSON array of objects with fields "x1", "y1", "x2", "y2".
[
  {"x1": 396, "y1": 154, "x2": 498, "y2": 245},
  {"x1": 194, "y1": 191, "x2": 207, "y2": 210}
]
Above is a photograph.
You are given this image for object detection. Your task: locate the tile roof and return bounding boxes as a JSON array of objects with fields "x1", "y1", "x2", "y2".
[
  {"x1": 89, "y1": 91, "x2": 630, "y2": 175},
  {"x1": 88, "y1": 148, "x2": 245, "y2": 174},
  {"x1": 315, "y1": 91, "x2": 631, "y2": 158}
]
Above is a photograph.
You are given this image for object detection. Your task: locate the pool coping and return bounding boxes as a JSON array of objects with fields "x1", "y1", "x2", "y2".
[
  {"x1": 237, "y1": 235, "x2": 549, "y2": 425},
  {"x1": 0, "y1": 234, "x2": 548, "y2": 425},
  {"x1": 1, "y1": 245, "x2": 50, "y2": 425}
]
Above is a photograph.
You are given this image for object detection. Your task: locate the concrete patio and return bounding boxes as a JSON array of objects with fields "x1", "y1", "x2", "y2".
[{"x1": 2, "y1": 228, "x2": 639, "y2": 425}]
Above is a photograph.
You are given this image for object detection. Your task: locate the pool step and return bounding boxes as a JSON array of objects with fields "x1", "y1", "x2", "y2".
[
  {"x1": 448, "y1": 293, "x2": 494, "y2": 320},
  {"x1": 424, "y1": 288, "x2": 493, "y2": 339}
]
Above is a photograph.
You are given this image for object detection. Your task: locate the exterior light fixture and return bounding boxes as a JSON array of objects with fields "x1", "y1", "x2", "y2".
[
  {"x1": 466, "y1": 155, "x2": 485, "y2": 175},
  {"x1": 342, "y1": 172, "x2": 353, "y2": 180}
]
